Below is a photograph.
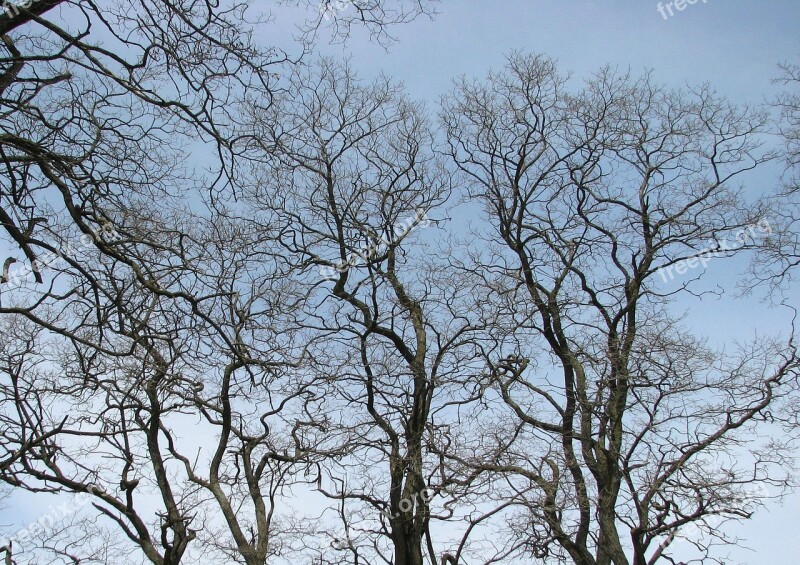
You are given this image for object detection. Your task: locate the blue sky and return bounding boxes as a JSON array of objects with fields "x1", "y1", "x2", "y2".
[
  {"x1": 2, "y1": 2, "x2": 798, "y2": 562},
  {"x1": 286, "y1": 0, "x2": 800, "y2": 105}
]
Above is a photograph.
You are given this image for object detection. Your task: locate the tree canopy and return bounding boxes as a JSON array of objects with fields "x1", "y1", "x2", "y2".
[{"x1": 1, "y1": 3, "x2": 798, "y2": 565}]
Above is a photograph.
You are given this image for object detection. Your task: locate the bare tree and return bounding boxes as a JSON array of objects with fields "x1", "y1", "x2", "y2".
[
  {"x1": 4, "y1": 4, "x2": 797, "y2": 564},
  {"x1": 240, "y1": 59, "x2": 484, "y2": 565},
  {"x1": 775, "y1": 61, "x2": 800, "y2": 171},
  {"x1": 750, "y1": 60, "x2": 800, "y2": 289},
  {"x1": 0, "y1": 204, "x2": 335, "y2": 564},
  {"x1": 0, "y1": 1, "x2": 296, "y2": 561},
  {"x1": 285, "y1": 0, "x2": 438, "y2": 46},
  {"x1": 1, "y1": 2, "x2": 438, "y2": 564},
  {"x1": 441, "y1": 53, "x2": 799, "y2": 565}
]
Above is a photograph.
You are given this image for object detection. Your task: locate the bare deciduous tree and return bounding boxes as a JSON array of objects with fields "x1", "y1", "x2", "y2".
[
  {"x1": 441, "y1": 53, "x2": 799, "y2": 565},
  {"x1": 1, "y1": 2, "x2": 438, "y2": 564},
  {"x1": 241, "y1": 59, "x2": 483, "y2": 565},
  {"x1": 751, "y1": 60, "x2": 800, "y2": 289},
  {"x1": 2, "y1": 4, "x2": 798, "y2": 563}
]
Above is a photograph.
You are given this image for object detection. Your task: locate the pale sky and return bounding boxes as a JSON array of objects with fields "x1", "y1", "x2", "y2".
[{"x1": 2, "y1": 1, "x2": 798, "y2": 563}]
